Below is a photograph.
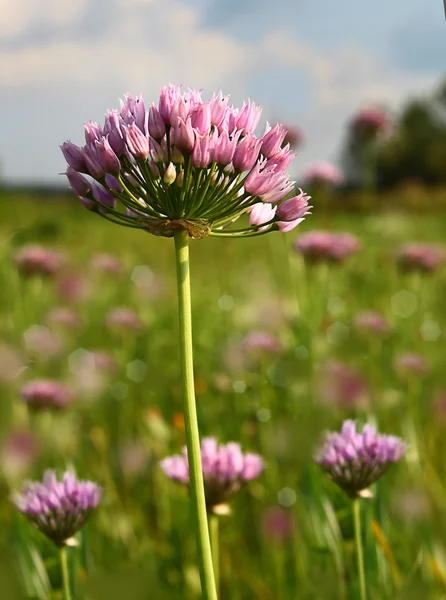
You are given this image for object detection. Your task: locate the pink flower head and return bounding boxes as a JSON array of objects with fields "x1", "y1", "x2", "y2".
[
  {"x1": 20, "y1": 380, "x2": 72, "y2": 411},
  {"x1": 395, "y1": 353, "x2": 429, "y2": 378},
  {"x1": 397, "y1": 243, "x2": 446, "y2": 273},
  {"x1": 90, "y1": 253, "x2": 123, "y2": 275},
  {"x1": 61, "y1": 85, "x2": 310, "y2": 239},
  {"x1": 13, "y1": 470, "x2": 102, "y2": 547},
  {"x1": 105, "y1": 307, "x2": 143, "y2": 331},
  {"x1": 160, "y1": 437, "x2": 264, "y2": 511},
  {"x1": 351, "y1": 107, "x2": 391, "y2": 140},
  {"x1": 302, "y1": 162, "x2": 344, "y2": 187},
  {"x1": 353, "y1": 311, "x2": 390, "y2": 336},
  {"x1": 46, "y1": 307, "x2": 81, "y2": 329},
  {"x1": 294, "y1": 230, "x2": 361, "y2": 263},
  {"x1": 315, "y1": 420, "x2": 407, "y2": 497},
  {"x1": 14, "y1": 245, "x2": 64, "y2": 277},
  {"x1": 242, "y1": 331, "x2": 282, "y2": 355},
  {"x1": 319, "y1": 360, "x2": 368, "y2": 409},
  {"x1": 262, "y1": 506, "x2": 294, "y2": 542},
  {"x1": 283, "y1": 125, "x2": 303, "y2": 150}
]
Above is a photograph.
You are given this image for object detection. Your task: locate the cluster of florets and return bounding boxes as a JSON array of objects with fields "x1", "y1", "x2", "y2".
[
  {"x1": 301, "y1": 161, "x2": 344, "y2": 187},
  {"x1": 20, "y1": 380, "x2": 72, "y2": 411},
  {"x1": 160, "y1": 437, "x2": 264, "y2": 512},
  {"x1": 61, "y1": 85, "x2": 312, "y2": 239},
  {"x1": 353, "y1": 311, "x2": 390, "y2": 336},
  {"x1": 294, "y1": 230, "x2": 361, "y2": 263},
  {"x1": 13, "y1": 470, "x2": 102, "y2": 546},
  {"x1": 351, "y1": 107, "x2": 391, "y2": 140},
  {"x1": 315, "y1": 420, "x2": 407, "y2": 498},
  {"x1": 397, "y1": 243, "x2": 446, "y2": 273},
  {"x1": 14, "y1": 245, "x2": 64, "y2": 277}
]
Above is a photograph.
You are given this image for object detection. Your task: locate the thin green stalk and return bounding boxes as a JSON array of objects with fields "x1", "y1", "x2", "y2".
[
  {"x1": 210, "y1": 513, "x2": 220, "y2": 595},
  {"x1": 60, "y1": 546, "x2": 73, "y2": 600},
  {"x1": 353, "y1": 499, "x2": 367, "y2": 600},
  {"x1": 173, "y1": 230, "x2": 218, "y2": 600}
]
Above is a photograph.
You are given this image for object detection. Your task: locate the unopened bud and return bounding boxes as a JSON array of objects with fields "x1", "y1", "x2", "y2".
[
  {"x1": 163, "y1": 163, "x2": 177, "y2": 186},
  {"x1": 176, "y1": 171, "x2": 184, "y2": 187}
]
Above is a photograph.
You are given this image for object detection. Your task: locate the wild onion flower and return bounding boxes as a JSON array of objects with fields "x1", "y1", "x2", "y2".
[
  {"x1": 91, "y1": 252, "x2": 123, "y2": 274},
  {"x1": 294, "y1": 230, "x2": 361, "y2": 263},
  {"x1": 319, "y1": 360, "x2": 368, "y2": 409},
  {"x1": 314, "y1": 420, "x2": 407, "y2": 498},
  {"x1": 61, "y1": 85, "x2": 311, "y2": 239},
  {"x1": 105, "y1": 307, "x2": 143, "y2": 331},
  {"x1": 242, "y1": 331, "x2": 282, "y2": 355},
  {"x1": 14, "y1": 245, "x2": 64, "y2": 277},
  {"x1": 23, "y1": 325, "x2": 64, "y2": 360},
  {"x1": 160, "y1": 437, "x2": 264, "y2": 512},
  {"x1": 1, "y1": 431, "x2": 39, "y2": 478},
  {"x1": 46, "y1": 307, "x2": 81, "y2": 329},
  {"x1": 13, "y1": 470, "x2": 102, "y2": 546},
  {"x1": 20, "y1": 380, "x2": 71, "y2": 411},
  {"x1": 353, "y1": 311, "x2": 390, "y2": 336},
  {"x1": 397, "y1": 243, "x2": 446, "y2": 273},
  {"x1": 395, "y1": 352, "x2": 429, "y2": 378},
  {"x1": 351, "y1": 107, "x2": 391, "y2": 140},
  {"x1": 301, "y1": 162, "x2": 344, "y2": 187},
  {"x1": 283, "y1": 125, "x2": 304, "y2": 150}
]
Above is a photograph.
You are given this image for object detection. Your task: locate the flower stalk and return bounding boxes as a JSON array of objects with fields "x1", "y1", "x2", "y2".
[
  {"x1": 353, "y1": 499, "x2": 367, "y2": 600},
  {"x1": 60, "y1": 546, "x2": 73, "y2": 600},
  {"x1": 173, "y1": 229, "x2": 217, "y2": 600}
]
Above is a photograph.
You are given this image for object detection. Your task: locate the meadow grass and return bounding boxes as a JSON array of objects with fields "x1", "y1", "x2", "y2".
[{"x1": 1, "y1": 194, "x2": 446, "y2": 599}]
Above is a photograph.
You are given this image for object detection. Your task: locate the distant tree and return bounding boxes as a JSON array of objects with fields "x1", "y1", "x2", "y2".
[{"x1": 340, "y1": 79, "x2": 446, "y2": 189}]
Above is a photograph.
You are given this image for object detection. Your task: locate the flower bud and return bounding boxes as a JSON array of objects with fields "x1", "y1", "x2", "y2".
[
  {"x1": 60, "y1": 141, "x2": 87, "y2": 172},
  {"x1": 276, "y1": 190, "x2": 312, "y2": 222},
  {"x1": 176, "y1": 171, "x2": 184, "y2": 187},
  {"x1": 66, "y1": 167, "x2": 91, "y2": 197},
  {"x1": 163, "y1": 163, "x2": 177, "y2": 186},
  {"x1": 148, "y1": 103, "x2": 166, "y2": 139},
  {"x1": 83, "y1": 145, "x2": 105, "y2": 179},
  {"x1": 95, "y1": 137, "x2": 121, "y2": 174},
  {"x1": 173, "y1": 117, "x2": 195, "y2": 154},
  {"x1": 125, "y1": 124, "x2": 149, "y2": 160}
]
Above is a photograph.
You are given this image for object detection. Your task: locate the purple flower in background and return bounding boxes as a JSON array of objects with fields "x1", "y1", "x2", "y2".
[
  {"x1": 353, "y1": 311, "x2": 390, "y2": 336},
  {"x1": 61, "y1": 85, "x2": 311, "y2": 239},
  {"x1": 397, "y1": 243, "x2": 446, "y2": 273},
  {"x1": 395, "y1": 353, "x2": 429, "y2": 378},
  {"x1": 301, "y1": 162, "x2": 344, "y2": 187},
  {"x1": 1, "y1": 430, "x2": 39, "y2": 478},
  {"x1": 105, "y1": 307, "x2": 144, "y2": 332},
  {"x1": 20, "y1": 380, "x2": 72, "y2": 411},
  {"x1": 351, "y1": 107, "x2": 391, "y2": 140},
  {"x1": 283, "y1": 125, "x2": 304, "y2": 150},
  {"x1": 160, "y1": 437, "x2": 264, "y2": 512},
  {"x1": 319, "y1": 360, "x2": 368, "y2": 409},
  {"x1": 262, "y1": 506, "x2": 295, "y2": 542},
  {"x1": 242, "y1": 331, "x2": 282, "y2": 355},
  {"x1": 13, "y1": 470, "x2": 102, "y2": 546},
  {"x1": 294, "y1": 230, "x2": 361, "y2": 263},
  {"x1": 46, "y1": 307, "x2": 81, "y2": 329},
  {"x1": 315, "y1": 420, "x2": 407, "y2": 498},
  {"x1": 14, "y1": 245, "x2": 64, "y2": 277},
  {"x1": 91, "y1": 253, "x2": 124, "y2": 275}
]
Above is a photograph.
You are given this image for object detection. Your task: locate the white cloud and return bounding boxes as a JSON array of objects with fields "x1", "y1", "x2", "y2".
[
  {"x1": 0, "y1": 2, "x2": 440, "y2": 181},
  {"x1": 0, "y1": 0, "x2": 86, "y2": 38}
]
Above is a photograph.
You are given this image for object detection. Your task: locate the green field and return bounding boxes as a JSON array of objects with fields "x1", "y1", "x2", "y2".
[{"x1": 1, "y1": 195, "x2": 446, "y2": 599}]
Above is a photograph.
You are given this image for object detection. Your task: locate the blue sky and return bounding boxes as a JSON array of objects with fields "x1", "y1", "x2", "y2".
[{"x1": 0, "y1": 0, "x2": 444, "y2": 183}]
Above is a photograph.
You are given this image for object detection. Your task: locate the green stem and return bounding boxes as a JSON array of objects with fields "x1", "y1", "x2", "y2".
[
  {"x1": 210, "y1": 513, "x2": 220, "y2": 596},
  {"x1": 353, "y1": 499, "x2": 367, "y2": 600},
  {"x1": 60, "y1": 546, "x2": 73, "y2": 600},
  {"x1": 173, "y1": 230, "x2": 218, "y2": 600}
]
